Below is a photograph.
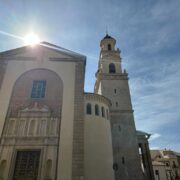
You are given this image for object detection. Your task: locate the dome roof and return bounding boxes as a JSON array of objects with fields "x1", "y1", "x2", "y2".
[
  {"x1": 103, "y1": 34, "x2": 115, "y2": 40},
  {"x1": 103, "y1": 34, "x2": 112, "y2": 39},
  {"x1": 100, "y1": 33, "x2": 116, "y2": 47}
]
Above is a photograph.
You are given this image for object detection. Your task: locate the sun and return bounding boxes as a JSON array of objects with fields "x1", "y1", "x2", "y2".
[{"x1": 24, "y1": 32, "x2": 40, "y2": 46}]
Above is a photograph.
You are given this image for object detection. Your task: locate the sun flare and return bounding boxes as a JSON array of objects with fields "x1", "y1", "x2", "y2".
[{"x1": 24, "y1": 33, "x2": 40, "y2": 46}]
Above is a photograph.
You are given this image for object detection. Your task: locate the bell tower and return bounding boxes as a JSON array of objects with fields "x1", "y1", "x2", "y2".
[
  {"x1": 94, "y1": 34, "x2": 144, "y2": 180},
  {"x1": 98, "y1": 34, "x2": 122, "y2": 75}
]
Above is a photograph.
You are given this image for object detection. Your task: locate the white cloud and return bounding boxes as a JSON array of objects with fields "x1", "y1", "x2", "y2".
[
  {"x1": 149, "y1": 133, "x2": 161, "y2": 141},
  {"x1": 150, "y1": 146, "x2": 160, "y2": 150}
]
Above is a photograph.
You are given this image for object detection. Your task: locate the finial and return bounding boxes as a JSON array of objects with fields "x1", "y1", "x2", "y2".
[{"x1": 106, "y1": 26, "x2": 108, "y2": 35}]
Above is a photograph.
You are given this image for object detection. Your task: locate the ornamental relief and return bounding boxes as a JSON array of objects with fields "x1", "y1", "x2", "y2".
[{"x1": 4, "y1": 102, "x2": 59, "y2": 138}]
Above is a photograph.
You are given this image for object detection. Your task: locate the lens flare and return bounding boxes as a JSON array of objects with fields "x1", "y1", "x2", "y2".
[{"x1": 24, "y1": 33, "x2": 40, "y2": 46}]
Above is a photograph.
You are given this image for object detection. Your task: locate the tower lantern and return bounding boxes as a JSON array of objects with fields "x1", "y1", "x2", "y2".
[
  {"x1": 100, "y1": 34, "x2": 116, "y2": 51},
  {"x1": 97, "y1": 34, "x2": 122, "y2": 79}
]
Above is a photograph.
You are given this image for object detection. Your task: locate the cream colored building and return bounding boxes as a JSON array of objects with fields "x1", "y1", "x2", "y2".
[
  {"x1": 152, "y1": 161, "x2": 167, "y2": 180},
  {"x1": 0, "y1": 35, "x2": 154, "y2": 180},
  {"x1": 151, "y1": 150, "x2": 180, "y2": 180}
]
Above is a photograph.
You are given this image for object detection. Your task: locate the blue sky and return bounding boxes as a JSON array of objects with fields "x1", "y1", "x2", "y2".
[{"x1": 0, "y1": 0, "x2": 180, "y2": 151}]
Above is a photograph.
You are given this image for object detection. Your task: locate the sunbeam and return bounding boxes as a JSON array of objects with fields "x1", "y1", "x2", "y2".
[{"x1": 0, "y1": 30, "x2": 24, "y2": 41}]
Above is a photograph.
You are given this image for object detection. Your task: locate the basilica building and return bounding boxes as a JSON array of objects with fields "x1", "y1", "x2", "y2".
[{"x1": 0, "y1": 34, "x2": 154, "y2": 180}]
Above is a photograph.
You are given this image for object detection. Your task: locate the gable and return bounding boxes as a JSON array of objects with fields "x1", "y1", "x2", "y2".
[{"x1": 0, "y1": 42, "x2": 86, "y2": 63}]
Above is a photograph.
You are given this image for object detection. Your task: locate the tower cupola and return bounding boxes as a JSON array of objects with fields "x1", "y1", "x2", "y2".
[
  {"x1": 97, "y1": 34, "x2": 122, "y2": 76},
  {"x1": 100, "y1": 34, "x2": 116, "y2": 51}
]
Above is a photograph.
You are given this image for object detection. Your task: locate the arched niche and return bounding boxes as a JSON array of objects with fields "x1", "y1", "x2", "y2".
[
  {"x1": 28, "y1": 120, "x2": 36, "y2": 136},
  {"x1": 45, "y1": 159, "x2": 52, "y2": 178},
  {"x1": 7, "y1": 68, "x2": 63, "y2": 118}
]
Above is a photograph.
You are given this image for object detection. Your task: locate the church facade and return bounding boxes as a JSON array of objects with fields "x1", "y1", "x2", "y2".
[{"x1": 0, "y1": 35, "x2": 154, "y2": 180}]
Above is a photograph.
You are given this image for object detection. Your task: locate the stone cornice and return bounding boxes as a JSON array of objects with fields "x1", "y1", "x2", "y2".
[
  {"x1": 0, "y1": 57, "x2": 36, "y2": 61},
  {"x1": 84, "y1": 93, "x2": 111, "y2": 107},
  {"x1": 0, "y1": 136, "x2": 58, "y2": 146},
  {"x1": 0, "y1": 56, "x2": 85, "y2": 62},
  {"x1": 49, "y1": 57, "x2": 85, "y2": 62},
  {"x1": 101, "y1": 51, "x2": 121, "y2": 59},
  {"x1": 96, "y1": 72, "x2": 129, "y2": 80},
  {"x1": 110, "y1": 109, "x2": 134, "y2": 114},
  {"x1": 0, "y1": 43, "x2": 86, "y2": 61}
]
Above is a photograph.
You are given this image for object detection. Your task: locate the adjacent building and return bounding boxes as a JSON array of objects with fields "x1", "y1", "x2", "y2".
[{"x1": 151, "y1": 150, "x2": 180, "y2": 180}]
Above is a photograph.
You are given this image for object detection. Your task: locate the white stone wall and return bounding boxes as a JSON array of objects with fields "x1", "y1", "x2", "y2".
[{"x1": 84, "y1": 93, "x2": 114, "y2": 180}]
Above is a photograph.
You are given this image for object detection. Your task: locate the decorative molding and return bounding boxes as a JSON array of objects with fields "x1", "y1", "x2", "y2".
[
  {"x1": 18, "y1": 102, "x2": 51, "y2": 118},
  {"x1": 84, "y1": 93, "x2": 111, "y2": 107},
  {"x1": 20, "y1": 102, "x2": 50, "y2": 112},
  {"x1": 0, "y1": 136, "x2": 58, "y2": 146},
  {"x1": 0, "y1": 57, "x2": 36, "y2": 61},
  {"x1": 96, "y1": 72, "x2": 128, "y2": 80},
  {"x1": 49, "y1": 57, "x2": 84, "y2": 62},
  {"x1": 110, "y1": 109, "x2": 134, "y2": 113}
]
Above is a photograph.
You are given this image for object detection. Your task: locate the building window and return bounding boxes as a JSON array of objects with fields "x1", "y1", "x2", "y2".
[
  {"x1": 116, "y1": 102, "x2": 118, "y2": 107},
  {"x1": 108, "y1": 44, "x2": 112, "y2": 51},
  {"x1": 31, "y1": 80, "x2": 46, "y2": 98},
  {"x1": 173, "y1": 161, "x2": 177, "y2": 168},
  {"x1": 122, "y1": 157, "x2": 125, "y2": 164},
  {"x1": 166, "y1": 162, "x2": 169, "y2": 167},
  {"x1": 114, "y1": 89, "x2": 117, "y2": 94},
  {"x1": 86, "y1": 103, "x2": 92, "y2": 114},
  {"x1": 106, "y1": 109, "x2": 109, "y2": 119},
  {"x1": 113, "y1": 163, "x2": 118, "y2": 171},
  {"x1": 109, "y1": 63, "x2": 116, "y2": 73},
  {"x1": 95, "y1": 104, "x2": 99, "y2": 116},
  {"x1": 118, "y1": 125, "x2": 121, "y2": 131},
  {"x1": 155, "y1": 170, "x2": 159, "y2": 175},
  {"x1": 101, "y1": 107, "x2": 105, "y2": 117}
]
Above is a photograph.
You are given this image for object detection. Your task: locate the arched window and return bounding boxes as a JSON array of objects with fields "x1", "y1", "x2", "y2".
[
  {"x1": 101, "y1": 107, "x2": 105, "y2": 117},
  {"x1": 108, "y1": 44, "x2": 112, "y2": 51},
  {"x1": 122, "y1": 157, "x2": 125, "y2": 164},
  {"x1": 109, "y1": 63, "x2": 116, "y2": 73},
  {"x1": 95, "y1": 104, "x2": 99, "y2": 116},
  {"x1": 116, "y1": 102, "x2": 118, "y2": 107},
  {"x1": 106, "y1": 109, "x2": 109, "y2": 119},
  {"x1": 86, "y1": 103, "x2": 92, "y2": 114}
]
